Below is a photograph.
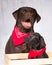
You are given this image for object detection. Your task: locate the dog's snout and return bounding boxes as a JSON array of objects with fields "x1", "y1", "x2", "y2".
[{"x1": 25, "y1": 19, "x2": 30, "y2": 22}]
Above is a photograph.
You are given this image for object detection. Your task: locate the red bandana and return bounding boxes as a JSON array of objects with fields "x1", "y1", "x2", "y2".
[
  {"x1": 12, "y1": 25, "x2": 32, "y2": 46},
  {"x1": 28, "y1": 44, "x2": 46, "y2": 58}
]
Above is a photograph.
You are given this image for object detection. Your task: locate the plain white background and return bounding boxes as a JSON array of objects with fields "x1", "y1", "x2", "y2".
[{"x1": 0, "y1": 0, "x2": 52, "y2": 65}]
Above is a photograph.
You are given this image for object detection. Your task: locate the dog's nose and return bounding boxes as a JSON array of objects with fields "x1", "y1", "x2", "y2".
[{"x1": 25, "y1": 19, "x2": 30, "y2": 22}]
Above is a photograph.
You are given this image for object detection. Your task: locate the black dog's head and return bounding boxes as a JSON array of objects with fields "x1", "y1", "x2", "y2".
[
  {"x1": 12, "y1": 7, "x2": 41, "y2": 32},
  {"x1": 25, "y1": 33, "x2": 45, "y2": 50}
]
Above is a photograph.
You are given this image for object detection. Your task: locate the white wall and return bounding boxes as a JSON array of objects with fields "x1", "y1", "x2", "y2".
[{"x1": 0, "y1": 0, "x2": 52, "y2": 65}]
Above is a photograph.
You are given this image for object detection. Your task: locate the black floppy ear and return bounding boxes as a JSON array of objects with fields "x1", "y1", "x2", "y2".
[
  {"x1": 12, "y1": 10, "x2": 18, "y2": 20},
  {"x1": 24, "y1": 37, "x2": 29, "y2": 44},
  {"x1": 40, "y1": 36, "x2": 45, "y2": 48},
  {"x1": 36, "y1": 13, "x2": 41, "y2": 23}
]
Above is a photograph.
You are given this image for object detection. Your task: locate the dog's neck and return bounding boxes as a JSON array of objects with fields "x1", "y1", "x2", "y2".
[
  {"x1": 12, "y1": 25, "x2": 33, "y2": 46},
  {"x1": 16, "y1": 23, "x2": 34, "y2": 33}
]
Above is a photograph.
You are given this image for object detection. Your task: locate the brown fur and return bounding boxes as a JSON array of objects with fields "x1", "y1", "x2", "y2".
[{"x1": 5, "y1": 7, "x2": 41, "y2": 54}]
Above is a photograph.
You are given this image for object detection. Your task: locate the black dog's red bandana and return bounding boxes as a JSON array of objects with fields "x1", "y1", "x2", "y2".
[
  {"x1": 28, "y1": 44, "x2": 46, "y2": 58},
  {"x1": 12, "y1": 25, "x2": 32, "y2": 46}
]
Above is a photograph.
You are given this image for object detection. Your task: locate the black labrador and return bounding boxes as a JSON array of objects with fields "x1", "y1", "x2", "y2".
[{"x1": 25, "y1": 33, "x2": 49, "y2": 58}]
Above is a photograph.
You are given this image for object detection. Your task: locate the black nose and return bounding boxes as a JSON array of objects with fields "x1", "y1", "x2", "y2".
[{"x1": 25, "y1": 19, "x2": 30, "y2": 22}]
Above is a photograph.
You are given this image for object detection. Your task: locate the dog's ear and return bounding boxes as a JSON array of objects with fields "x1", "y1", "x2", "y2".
[
  {"x1": 12, "y1": 10, "x2": 18, "y2": 20},
  {"x1": 39, "y1": 36, "x2": 45, "y2": 48},
  {"x1": 24, "y1": 37, "x2": 29, "y2": 44},
  {"x1": 36, "y1": 13, "x2": 41, "y2": 23}
]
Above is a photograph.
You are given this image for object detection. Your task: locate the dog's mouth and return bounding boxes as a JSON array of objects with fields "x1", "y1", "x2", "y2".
[
  {"x1": 25, "y1": 19, "x2": 31, "y2": 22},
  {"x1": 21, "y1": 19, "x2": 32, "y2": 29}
]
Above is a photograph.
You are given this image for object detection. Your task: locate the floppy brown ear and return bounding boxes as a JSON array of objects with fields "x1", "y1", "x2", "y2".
[
  {"x1": 12, "y1": 10, "x2": 18, "y2": 20},
  {"x1": 36, "y1": 14, "x2": 41, "y2": 23}
]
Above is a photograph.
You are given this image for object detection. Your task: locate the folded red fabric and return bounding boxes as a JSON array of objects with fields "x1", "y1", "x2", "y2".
[
  {"x1": 12, "y1": 25, "x2": 32, "y2": 46},
  {"x1": 28, "y1": 44, "x2": 46, "y2": 58}
]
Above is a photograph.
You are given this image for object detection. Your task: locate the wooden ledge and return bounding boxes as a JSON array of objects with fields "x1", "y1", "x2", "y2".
[
  {"x1": 5, "y1": 52, "x2": 52, "y2": 59},
  {"x1": 5, "y1": 52, "x2": 52, "y2": 65}
]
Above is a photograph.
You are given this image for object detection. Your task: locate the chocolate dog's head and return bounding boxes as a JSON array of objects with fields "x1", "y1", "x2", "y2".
[
  {"x1": 12, "y1": 7, "x2": 41, "y2": 32},
  {"x1": 25, "y1": 33, "x2": 45, "y2": 50}
]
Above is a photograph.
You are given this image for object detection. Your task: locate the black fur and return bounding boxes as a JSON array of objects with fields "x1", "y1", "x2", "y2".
[{"x1": 25, "y1": 32, "x2": 49, "y2": 58}]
